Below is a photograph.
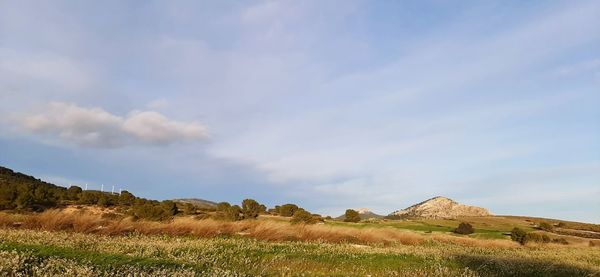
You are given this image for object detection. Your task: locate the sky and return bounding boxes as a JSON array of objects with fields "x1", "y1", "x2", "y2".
[{"x1": 0, "y1": 1, "x2": 599, "y2": 223}]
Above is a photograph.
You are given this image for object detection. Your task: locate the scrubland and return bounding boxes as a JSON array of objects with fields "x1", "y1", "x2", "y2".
[{"x1": 0, "y1": 210, "x2": 599, "y2": 276}]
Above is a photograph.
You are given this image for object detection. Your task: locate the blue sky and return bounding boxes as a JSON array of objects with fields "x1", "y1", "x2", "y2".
[{"x1": 0, "y1": 1, "x2": 599, "y2": 222}]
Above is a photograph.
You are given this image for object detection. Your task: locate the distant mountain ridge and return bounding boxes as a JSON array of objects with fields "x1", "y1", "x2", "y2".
[{"x1": 389, "y1": 196, "x2": 491, "y2": 219}]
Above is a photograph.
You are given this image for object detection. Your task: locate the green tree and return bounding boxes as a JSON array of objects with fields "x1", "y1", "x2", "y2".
[
  {"x1": 344, "y1": 209, "x2": 361, "y2": 223},
  {"x1": 78, "y1": 191, "x2": 99, "y2": 205},
  {"x1": 259, "y1": 204, "x2": 267, "y2": 214},
  {"x1": 0, "y1": 185, "x2": 17, "y2": 209},
  {"x1": 241, "y1": 199, "x2": 260, "y2": 219},
  {"x1": 225, "y1": 205, "x2": 242, "y2": 221},
  {"x1": 118, "y1": 191, "x2": 136, "y2": 206},
  {"x1": 15, "y1": 193, "x2": 34, "y2": 209},
  {"x1": 97, "y1": 194, "x2": 113, "y2": 207},
  {"x1": 66, "y1": 186, "x2": 82, "y2": 201},
  {"x1": 216, "y1": 202, "x2": 231, "y2": 212},
  {"x1": 278, "y1": 204, "x2": 299, "y2": 217}
]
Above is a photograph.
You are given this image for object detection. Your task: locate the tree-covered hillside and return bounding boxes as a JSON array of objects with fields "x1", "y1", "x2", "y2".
[{"x1": 0, "y1": 166, "x2": 180, "y2": 219}]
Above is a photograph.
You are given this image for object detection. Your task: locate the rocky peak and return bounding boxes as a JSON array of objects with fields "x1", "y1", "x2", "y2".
[
  {"x1": 356, "y1": 208, "x2": 372, "y2": 214},
  {"x1": 390, "y1": 196, "x2": 490, "y2": 219}
]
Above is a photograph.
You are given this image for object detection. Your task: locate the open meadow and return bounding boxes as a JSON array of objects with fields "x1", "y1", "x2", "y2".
[{"x1": 0, "y1": 209, "x2": 599, "y2": 277}]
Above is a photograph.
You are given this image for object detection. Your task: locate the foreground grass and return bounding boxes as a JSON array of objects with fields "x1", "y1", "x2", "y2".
[{"x1": 0, "y1": 228, "x2": 599, "y2": 276}]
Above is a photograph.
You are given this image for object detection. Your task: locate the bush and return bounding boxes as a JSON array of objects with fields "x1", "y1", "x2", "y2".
[
  {"x1": 216, "y1": 202, "x2": 231, "y2": 211},
  {"x1": 552, "y1": 238, "x2": 569, "y2": 245},
  {"x1": 278, "y1": 204, "x2": 299, "y2": 217},
  {"x1": 259, "y1": 204, "x2": 267, "y2": 214},
  {"x1": 526, "y1": 232, "x2": 551, "y2": 243},
  {"x1": 344, "y1": 209, "x2": 361, "y2": 223},
  {"x1": 161, "y1": 201, "x2": 178, "y2": 216},
  {"x1": 180, "y1": 203, "x2": 197, "y2": 215},
  {"x1": 454, "y1": 222, "x2": 474, "y2": 235},
  {"x1": 511, "y1": 227, "x2": 528, "y2": 244},
  {"x1": 118, "y1": 191, "x2": 136, "y2": 206},
  {"x1": 291, "y1": 209, "x2": 316, "y2": 224},
  {"x1": 538, "y1": 222, "x2": 554, "y2": 232},
  {"x1": 241, "y1": 199, "x2": 260, "y2": 219},
  {"x1": 225, "y1": 205, "x2": 242, "y2": 221}
]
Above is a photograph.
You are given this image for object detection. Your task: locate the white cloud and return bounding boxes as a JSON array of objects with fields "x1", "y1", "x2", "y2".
[{"x1": 20, "y1": 102, "x2": 208, "y2": 148}]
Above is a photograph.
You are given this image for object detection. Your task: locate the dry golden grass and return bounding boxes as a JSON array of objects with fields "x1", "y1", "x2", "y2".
[{"x1": 0, "y1": 209, "x2": 522, "y2": 248}]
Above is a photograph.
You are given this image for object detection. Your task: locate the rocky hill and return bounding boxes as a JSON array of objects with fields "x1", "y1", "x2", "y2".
[{"x1": 389, "y1": 196, "x2": 491, "y2": 219}]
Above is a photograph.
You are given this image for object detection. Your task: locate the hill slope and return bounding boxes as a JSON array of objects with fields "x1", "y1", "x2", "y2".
[
  {"x1": 337, "y1": 208, "x2": 384, "y2": 220},
  {"x1": 390, "y1": 196, "x2": 491, "y2": 219},
  {"x1": 172, "y1": 198, "x2": 217, "y2": 209}
]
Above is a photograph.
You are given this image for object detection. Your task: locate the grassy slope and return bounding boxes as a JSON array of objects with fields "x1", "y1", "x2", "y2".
[{"x1": 326, "y1": 216, "x2": 541, "y2": 241}]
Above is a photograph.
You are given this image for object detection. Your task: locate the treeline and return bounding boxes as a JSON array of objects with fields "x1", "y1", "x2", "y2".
[
  {"x1": 0, "y1": 166, "x2": 324, "y2": 223},
  {"x1": 0, "y1": 166, "x2": 180, "y2": 220},
  {"x1": 210, "y1": 201, "x2": 324, "y2": 224}
]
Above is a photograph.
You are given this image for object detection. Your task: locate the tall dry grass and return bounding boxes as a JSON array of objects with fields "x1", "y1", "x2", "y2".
[{"x1": 0, "y1": 210, "x2": 517, "y2": 248}]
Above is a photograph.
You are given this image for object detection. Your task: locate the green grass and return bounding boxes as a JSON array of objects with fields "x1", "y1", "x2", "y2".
[
  {"x1": 326, "y1": 217, "x2": 518, "y2": 240},
  {"x1": 0, "y1": 223, "x2": 599, "y2": 276},
  {"x1": 0, "y1": 242, "x2": 200, "y2": 271}
]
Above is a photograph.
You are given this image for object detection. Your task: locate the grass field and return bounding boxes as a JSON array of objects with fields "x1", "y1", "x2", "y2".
[{"x1": 0, "y1": 210, "x2": 599, "y2": 276}]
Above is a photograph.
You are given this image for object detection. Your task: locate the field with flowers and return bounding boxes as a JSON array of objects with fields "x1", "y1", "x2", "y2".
[{"x1": 0, "y1": 211, "x2": 599, "y2": 276}]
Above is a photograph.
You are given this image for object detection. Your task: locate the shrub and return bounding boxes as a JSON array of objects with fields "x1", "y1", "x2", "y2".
[
  {"x1": 216, "y1": 202, "x2": 231, "y2": 212},
  {"x1": 526, "y1": 232, "x2": 550, "y2": 243},
  {"x1": 511, "y1": 227, "x2": 528, "y2": 244},
  {"x1": 552, "y1": 238, "x2": 569, "y2": 245},
  {"x1": 225, "y1": 205, "x2": 242, "y2": 221},
  {"x1": 454, "y1": 222, "x2": 474, "y2": 235},
  {"x1": 118, "y1": 191, "x2": 136, "y2": 205},
  {"x1": 278, "y1": 204, "x2": 299, "y2": 217},
  {"x1": 161, "y1": 201, "x2": 178, "y2": 216},
  {"x1": 66, "y1": 186, "x2": 82, "y2": 200},
  {"x1": 180, "y1": 203, "x2": 197, "y2": 215},
  {"x1": 97, "y1": 195, "x2": 113, "y2": 207},
  {"x1": 133, "y1": 203, "x2": 171, "y2": 221},
  {"x1": 538, "y1": 222, "x2": 554, "y2": 232},
  {"x1": 291, "y1": 209, "x2": 316, "y2": 224},
  {"x1": 241, "y1": 199, "x2": 260, "y2": 219},
  {"x1": 344, "y1": 209, "x2": 361, "y2": 223}
]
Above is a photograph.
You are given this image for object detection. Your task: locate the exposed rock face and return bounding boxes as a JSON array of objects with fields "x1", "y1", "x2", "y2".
[
  {"x1": 356, "y1": 208, "x2": 384, "y2": 219},
  {"x1": 389, "y1": 196, "x2": 491, "y2": 219}
]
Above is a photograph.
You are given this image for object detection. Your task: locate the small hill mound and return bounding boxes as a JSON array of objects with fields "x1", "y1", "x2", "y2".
[
  {"x1": 389, "y1": 196, "x2": 490, "y2": 219},
  {"x1": 173, "y1": 198, "x2": 217, "y2": 210},
  {"x1": 337, "y1": 208, "x2": 383, "y2": 220}
]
